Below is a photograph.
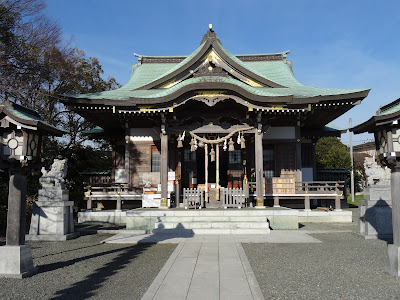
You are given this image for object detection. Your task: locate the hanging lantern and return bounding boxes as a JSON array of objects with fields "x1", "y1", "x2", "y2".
[
  {"x1": 210, "y1": 146, "x2": 215, "y2": 162},
  {"x1": 190, "y1": 138, "x2": 195, "y2": 152},
  {"x1": 237, "y1": 132, "x2": 241, "y2": 144},
  {"x1": 228, "y1": 138, "x2": 235, "y2": 151},
  {"x1": 177, "y1": 134, "x2": 183, "y2": 148},
  {"x1": 223, "y1": 139, "x2": 227, "y2": 151},
  {"x1": 241, "y1": 134, "x2": 246, "y2": 149}
]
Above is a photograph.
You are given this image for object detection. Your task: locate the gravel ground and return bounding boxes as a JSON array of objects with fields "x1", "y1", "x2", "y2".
[
  {"x1": 0, "y1": 234, "x2": 176, "y2": 300},
  {"x1": 1, "y1": 207, "x2": 397, "y2": 299},
  {"x1": 243, "y1": 208, "x2": 400, "y2": 300}
]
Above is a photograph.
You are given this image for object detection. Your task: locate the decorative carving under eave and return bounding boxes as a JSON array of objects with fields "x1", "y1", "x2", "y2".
[
  {"x1": 193, "y1": 65, "x2": 229, "y2": 77},
  {"x1": 194, "y1": 96, "x2": 229, "y2": 107}
]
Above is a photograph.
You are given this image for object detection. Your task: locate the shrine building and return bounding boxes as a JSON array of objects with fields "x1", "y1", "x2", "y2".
[{"x1": 62, "y1": 27, "x2": 369, "y2": 219}]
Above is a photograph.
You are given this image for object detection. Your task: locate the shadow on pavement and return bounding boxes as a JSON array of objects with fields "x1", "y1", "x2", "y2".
[{"x1": 49, "y1": 223, "x2": 193, "y2": 300}]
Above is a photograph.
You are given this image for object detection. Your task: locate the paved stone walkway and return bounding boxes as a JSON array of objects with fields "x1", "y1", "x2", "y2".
[
  {"x1": 141, "y1": 237, "x2": 264, "y2": 300},
  {"x1": 102, "y1": 232, "x2": 324, "y2": 300}
]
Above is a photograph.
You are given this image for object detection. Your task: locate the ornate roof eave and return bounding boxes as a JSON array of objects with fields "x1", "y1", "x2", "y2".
[
  {"x1": 351, "y1": 109, "x2": 400, "y2": 134},
  {"x1": 61, "y1": 85, "x2": 370, "y2": 108},
  {"x1": 135, "y1": 30, "x2": 286, "y2": 90},
  {"x1": 0, "y1": 103, "x2": 64, "y2": 136}
]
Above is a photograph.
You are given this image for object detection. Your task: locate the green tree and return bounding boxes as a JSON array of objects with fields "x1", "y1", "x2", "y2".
[
  {"x1": 0, "y1": 1, "x2": 119, "y2": 233},
  {"x1": 315, "y1": 137, "x2": 352, "y2": 170}
]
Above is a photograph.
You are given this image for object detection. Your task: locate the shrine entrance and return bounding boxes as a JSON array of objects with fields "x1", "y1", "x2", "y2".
[{"x1": 180, "y1": 130, "x2": 250, "y2": 207}]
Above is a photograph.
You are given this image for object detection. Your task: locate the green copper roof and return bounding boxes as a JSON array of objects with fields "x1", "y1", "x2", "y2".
[
  {"x1": 377, "y1": 98, "x2": 400, "y2": 116},
  {"x1": 0, "y1": 101, "x2": 64, "y2": 135},
  {"x1": 65, "y1": 75, "x2": 366, "y2": 102},
  {"x1": 63, "y1": 29, "x2": 369, "y2": 105}
]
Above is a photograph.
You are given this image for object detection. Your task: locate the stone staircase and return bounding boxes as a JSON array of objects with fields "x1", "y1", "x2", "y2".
[{"x1": 152, "y1": 210, "x2": 271, "y2": 234}]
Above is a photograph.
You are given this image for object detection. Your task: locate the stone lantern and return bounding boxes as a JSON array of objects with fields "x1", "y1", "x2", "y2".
[
  {"x1": 352, "y1": 98, "x2": 400, "y2": 276},
  {"x1": 0, "y1": 101, "x2": 63, "y2": 278}
]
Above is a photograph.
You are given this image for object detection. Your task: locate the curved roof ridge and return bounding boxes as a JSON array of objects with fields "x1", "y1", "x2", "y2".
[
  {"x1": 134, "y1": 53, "x2": 188, "y2": 59},
  {"x1": 215, "y1": 41, "x2": 287, "y2": 87},
  {"x1": 377, "y1": 97, "x2": 400, "y2": 115},
  {"x1": 235, "y1": 50, "x2": 290, "y2": 57},
  {"x1": 132, "y1": 50, "x2": 291, "y2": 60},
  {"x1": 132, "y1": 41, "x2": 207, "y2": 90}
]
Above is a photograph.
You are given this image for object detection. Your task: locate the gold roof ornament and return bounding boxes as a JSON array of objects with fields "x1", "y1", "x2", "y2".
[{"x1": 209, "y1": 24, "x2": 212, "y2": 30}]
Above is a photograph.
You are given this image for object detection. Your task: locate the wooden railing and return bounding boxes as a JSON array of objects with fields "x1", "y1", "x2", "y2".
[
  {"x1": 183, "y1": 188, "x2": 204, "y2": 209},
  {"x1": 265, "y1": 181, "x2": 345, "y2": 211},
  {"x1": 221, "y1": 187, "x2": 245, "y2": 209},
  {"x1": 295, "y1": 181, "x2": 345, "y2": 194},
  {"x1": 84, "y1": 185, "x2": 141, "y2": 210}
]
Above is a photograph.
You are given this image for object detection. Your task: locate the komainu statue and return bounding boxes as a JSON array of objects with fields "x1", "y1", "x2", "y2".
[{"x1": 40, "y1": 159, "x2": 68, "y2": 189}]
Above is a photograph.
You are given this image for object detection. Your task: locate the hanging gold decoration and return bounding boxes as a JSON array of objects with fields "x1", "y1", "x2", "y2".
[
  {"x1": 228, "y1": 138, "x2": 235, "y2": 151},
  {"x1": 189, "y1": 138, "x2": 195, "y2": 152},
  {"x1": 210, "y1": 146, "x2": 215, "y2": 162},
  {"x1": 177, "y1": 134, "x2": 183, "y2": 148},
  {"x1": 241, "y1": 134, "x2": 246, "y2": 149}
]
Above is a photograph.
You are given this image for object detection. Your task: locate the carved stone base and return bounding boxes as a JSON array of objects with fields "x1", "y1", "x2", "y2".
[
  {"x1": 27, "y1": 200, "x2": 76, "y2": 241},
  {"x1": 0, "y1": 245, "x2": 37, "y2": 278},
  {"x1": 359, "y1": 186, "x2": 392, "y2": 240},
  {"x1": 387, "y1": 244, "x2": 400, "y2": 276}
]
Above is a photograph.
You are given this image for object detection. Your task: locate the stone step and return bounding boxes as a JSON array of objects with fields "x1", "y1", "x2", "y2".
[
  {"x1": 152, "y1": 228, "x2": 271, "y2": 235},
  {"x1": 155, "y1": 216, "x2": 268, "y2": 222},
  {"x1": 154, "y1": 221, "x2": 270, "y2": 229}
]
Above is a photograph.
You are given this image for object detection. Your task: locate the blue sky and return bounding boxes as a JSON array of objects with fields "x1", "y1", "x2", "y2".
[{"x1": 46, "y1": 0, "x2": 400, "y2": 146}]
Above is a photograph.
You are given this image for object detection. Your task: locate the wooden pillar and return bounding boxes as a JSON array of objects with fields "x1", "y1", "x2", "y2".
[
  {"x1": 335, "y1": 182, "x2": 342, "y2": 211},
  {"x1": 304, "y1": 195, "x2": 311, "y2": 211},
  {"x1": 216, "y1": 144, "x2": 220, "y2": 201},
  {"x1": 295, "y1": 127, "x2": 302, "y2": 186},
  {"x1": 125, "y1": 135, "x2": 130, "y2": 173},
  {"x1": 87, "y1": 196, "x2": 92, "y2": 210},
  {"x1": 160, "y1": 133, "x2": 168, "y2": 208},
  {"x1": 205, "y1": 143, "x2": 208, "y2": 204},
  {"x1": 116, "y1": 185, "x2": 122, "y2": 211},
  {"x1": 175, "y1": 151, "x2": 181, "y2": 208},
  {"x1": 273, "y1": 196, "x2": 280, "y2": 208},
  {"x1": 255, "y1": 131, "x2": 264, "y2": 207}
]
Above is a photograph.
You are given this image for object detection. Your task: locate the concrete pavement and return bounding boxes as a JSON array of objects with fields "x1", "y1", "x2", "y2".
[
  {"x1": 141, "y1": 237, "x2": 264, "y2": 300},
  {"x1": 102, "y1": 232, "x2": 323, "y2": 300}
]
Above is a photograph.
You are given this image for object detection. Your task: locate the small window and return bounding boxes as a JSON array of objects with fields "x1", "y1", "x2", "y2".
[
  {"x1": 229, "y1": 150, "x2": 241, "y2": 164},
  {"x1": 114, "y1": 144, "x2": 125, "y2": 168},
  {"x1": 183, "y1": 149, "x2": 196, "y2": 162},
  {"x1": 151, "y1": 145, "x2": 161, "y2": 172},
  {"x1": 263, "y1": 148, "x2": 274, "y2": 178},
  {"x1": 301, "y1": 143, "x2": 313, "y2": 168}
]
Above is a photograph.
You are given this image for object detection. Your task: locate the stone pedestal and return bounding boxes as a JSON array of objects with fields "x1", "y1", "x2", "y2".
[
  {"x1": 0, "y1": 173, "x2": 36, "y2": 278},
  {"x1": 387, "y1": 168, "x2": 400, "y2": 276},
  {"x1": 26, "y1": 189, "x2": 78, "y2": 241},
  {"x1": 387, "y1": 244, "x2": 400, "y2": 276},
  {"x1": 359, "y1": 186, "x2": 392, "y2": 240},
  {"x1": 0, "y1": 245, "x2": 37, "y2": 278}
]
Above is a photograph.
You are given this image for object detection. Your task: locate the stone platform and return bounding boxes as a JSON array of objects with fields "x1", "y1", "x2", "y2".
[{"x1": 78, "y1": 208, "x2": 353, "y2": 233}]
